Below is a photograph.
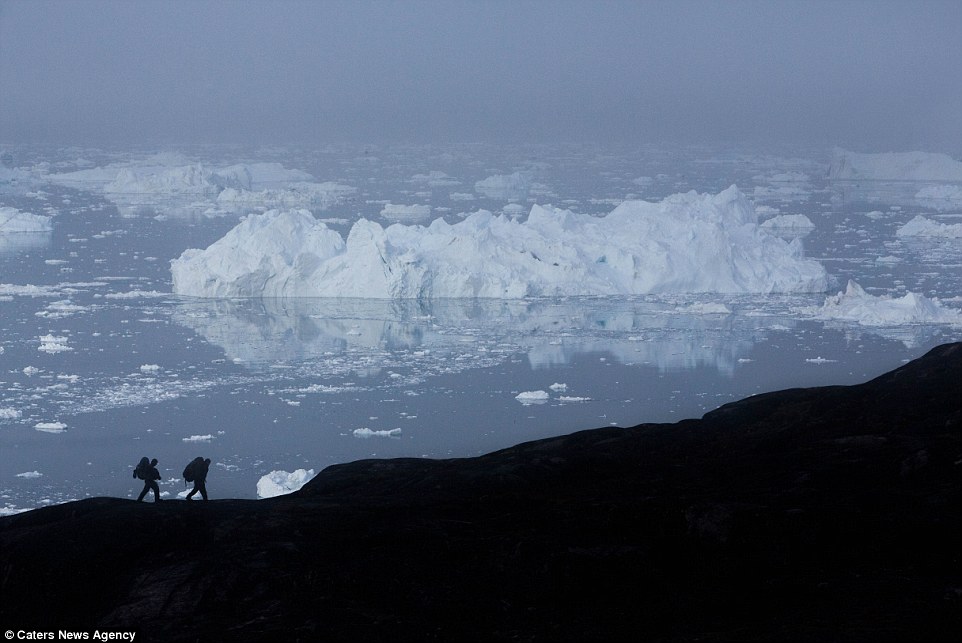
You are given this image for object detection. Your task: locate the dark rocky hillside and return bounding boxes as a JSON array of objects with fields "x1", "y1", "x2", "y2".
[{"x1": 3, "y1": 342, "x2": 960, "y2": 642}]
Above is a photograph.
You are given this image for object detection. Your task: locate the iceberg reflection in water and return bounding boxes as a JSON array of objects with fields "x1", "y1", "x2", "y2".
[{"x1": 169, "y1": 295, "x2": 796, "y2": 377}]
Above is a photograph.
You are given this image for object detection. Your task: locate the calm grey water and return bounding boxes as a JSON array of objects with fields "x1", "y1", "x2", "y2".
[{"x1": 2, "y1": 143, "x2": 960, "y2": 511}]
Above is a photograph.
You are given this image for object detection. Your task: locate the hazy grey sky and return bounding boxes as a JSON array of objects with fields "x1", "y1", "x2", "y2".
[{"x1": 1, "y1": 0, "x2": 960, "y2": 151}]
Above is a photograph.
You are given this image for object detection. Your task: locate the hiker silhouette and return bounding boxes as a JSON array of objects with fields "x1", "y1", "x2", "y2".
[
  {"x1": 133, "y1": 457, "x2": 162, "y2": 502},
  {"x1": 184, "y1": 457, "x2": 211, "y2": 501}
]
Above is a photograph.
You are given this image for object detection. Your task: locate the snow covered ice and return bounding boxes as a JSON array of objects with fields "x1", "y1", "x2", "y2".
[
  {"x1": 171, "y1": 186, "x2": 828, "y2": 298},
  {"x1": 804, "y1": 281, "x2": 962, "y2": 327},
  {"x1": 256, "y1": 469, "x2": 316, "y2": 498},
  {"x1": 896, "y1": 216, "x2": 962, "y2": 240}
]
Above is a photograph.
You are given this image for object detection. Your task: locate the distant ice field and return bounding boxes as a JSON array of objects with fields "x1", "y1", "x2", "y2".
[{"x1": 1, "y1": 143, "x2": 961, "y2": 512}]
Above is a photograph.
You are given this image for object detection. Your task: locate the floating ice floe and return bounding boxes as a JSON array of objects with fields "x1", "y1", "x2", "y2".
[
  {"x1": 674, "y1": 302, "x2": 732, "y2": 315},
  {"x1": 0, "y1": 206, "x2": 53, "y2": 233},
  {"x1": 515, "y1": 390, "x2": 549, "y2": 404},
  {"x1": 753, "y1": 185, "x2": 811, "y2": 201},
  {"x1": 0, "y1": 408, "x2": 21, "y2": 419},
  {"x1": 182, "y1": 434, "x2": 214, "y2": 442},
  {"x1": 475, "y1": 172, "x2": 531, "y2": 200},
  {"x1": 760, "y1": 214, "x2": 815, "y2": 238},
  {"x1": 915, "y1": 184, "x2": 962, "y2": 210},
  {"x1": 353, "y1": 427, "x2": 402, "y2": 438},
  {"x1": 802, "y1": 281, "x2": 962, "y2": 327},
  {"x1": 170, "y1": 186, "x2": 829, "y2": 299},
  {"x1": 104, "y1": 290, "x2": 169, "y2": 299},
  {"x1": 380, "y1": 203, "x2": 432, "y2": 221},
  {"x1": 0, "y1": 163, "x2": 33, "y2": 185},
  {"x1": 216, "y1": 182, "x2": 355, "y2": 210},
  {"x1": 36, "y1": 300, "x2": 87, "y2": 319},
  {"x1": 256, "y1": 468, "x2": 316, "y2": 499},
  {"x1": 895, "y1": 215, "x2": 962, "y2": 239},
  {"x1": 140, "y1": 364, "x2": 161, "y2": 374},
  {"x1": 828, "y1": 148, "x2": 962, "y2": 182},
  {"x1": 16, "y1": 471, "x2": 43, "y2": 478},
  {"x1": 35, "y1": 422, "x2": 67, "y2": 433},
  {"x1": 411, "y1": 171, "x2": 460, "y2": 187},
  {"x1": 38, "y1": 335, "x2": 72, "y2": 353}
]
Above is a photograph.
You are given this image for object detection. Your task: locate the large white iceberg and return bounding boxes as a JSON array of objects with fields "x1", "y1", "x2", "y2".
[
  {"x1": 896, "y1": 215, "x2": 962, "y2": 239},
  {"x1": 804, "y1": 281, "x2": 962, "y2": 326},
  {"x1": 828, "y1": 148, "x2": 962, "y2": 182},
  {"x1": 0, "y1": 207, "x2": 52, "y2": 233},
  {"x1": 171, "y1": 186, "x2": 829, "y2": 299}
]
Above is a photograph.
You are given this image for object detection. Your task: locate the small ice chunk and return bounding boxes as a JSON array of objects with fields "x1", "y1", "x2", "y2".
[
  {"x1": 35, "y1": 421, "x2": 67, "y2": 433},
  {"x1": 515, "y1": 390, "x2": 549, "y2": 404},
  {"x1": 549, "y1": 382, "x2": 568, "y2": 392},
  {"x1": 16, "y1": 471, "x2": 43, "y2": 478},
  {"x1": 353, "y1": 427, "x2": 402, "y2": 438},
  {"x1": 38, "y1": 335, "x2": 72, "y2": 353},
  {"x1": 182, "y1": 434, "x2": 214, "y2": 442}
]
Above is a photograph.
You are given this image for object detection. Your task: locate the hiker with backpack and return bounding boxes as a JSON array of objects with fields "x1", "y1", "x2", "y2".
[
  {"x1": 184, "y1": 456, "x2": 211, "y2": 500},
  {"x1": 133, "y1": 456, "x2": 162, "y2": 502}
]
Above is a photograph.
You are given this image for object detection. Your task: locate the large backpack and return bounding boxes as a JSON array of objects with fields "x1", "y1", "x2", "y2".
[
  {"x1": 183, "y1": 456, "x2": 204, "y2": 485},
  {"x1": 134, "y1": 457, "x2": 149, "y2": 480}
]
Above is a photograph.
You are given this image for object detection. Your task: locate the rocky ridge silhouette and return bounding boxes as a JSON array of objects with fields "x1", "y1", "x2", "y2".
[{"x1": 2, "y1": 343, "x2": 960, "y2": 641}]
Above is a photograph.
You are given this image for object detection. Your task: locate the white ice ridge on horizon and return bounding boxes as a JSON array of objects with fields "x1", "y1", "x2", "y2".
[
  {"x1": 256, "y1": 468, "x2": 316, "y2": 499},
  {"x1": 803, "y1": 281, "x2": 962, "y2": 327},
  {"x1": 170, "y1": 186, "x2": 829, "y2": 299},
  {"x1": 45, "y1": 157, "x2": 315, "y2": 194},
  {"x1": 0, "y1": 206, "x2": 52, "y2": 233},
  {"x1": 828, "y1": 148, "x2": 962, "y2": 182}
]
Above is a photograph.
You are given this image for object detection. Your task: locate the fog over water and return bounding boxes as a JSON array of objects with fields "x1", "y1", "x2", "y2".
[{"x1": 2, "y1": 0, "x2": 961, "y2": 151}]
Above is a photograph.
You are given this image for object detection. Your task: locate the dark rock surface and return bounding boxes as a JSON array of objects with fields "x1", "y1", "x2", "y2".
[{"x1": 2, "y1": 342, "x2": 960, "y2": 642}]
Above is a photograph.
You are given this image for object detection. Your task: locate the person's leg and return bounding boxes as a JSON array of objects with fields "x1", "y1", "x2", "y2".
[
  {"x1": 137, "y1": 483, "x2": 148, "y2": 502},
  {"x1": 151, "y1": 481, "x2": 160, "y2": 502},
  {"x1": 199, "y1": 481, "x2": 208, "y2": 501},
  {"x1": 186, "y1": 482, "x2": 197, "y2": 499}
]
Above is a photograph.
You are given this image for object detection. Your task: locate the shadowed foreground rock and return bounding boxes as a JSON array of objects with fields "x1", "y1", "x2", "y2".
[{"x1": 2, "y1": 343, "x2": 960, "y2": 642}]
